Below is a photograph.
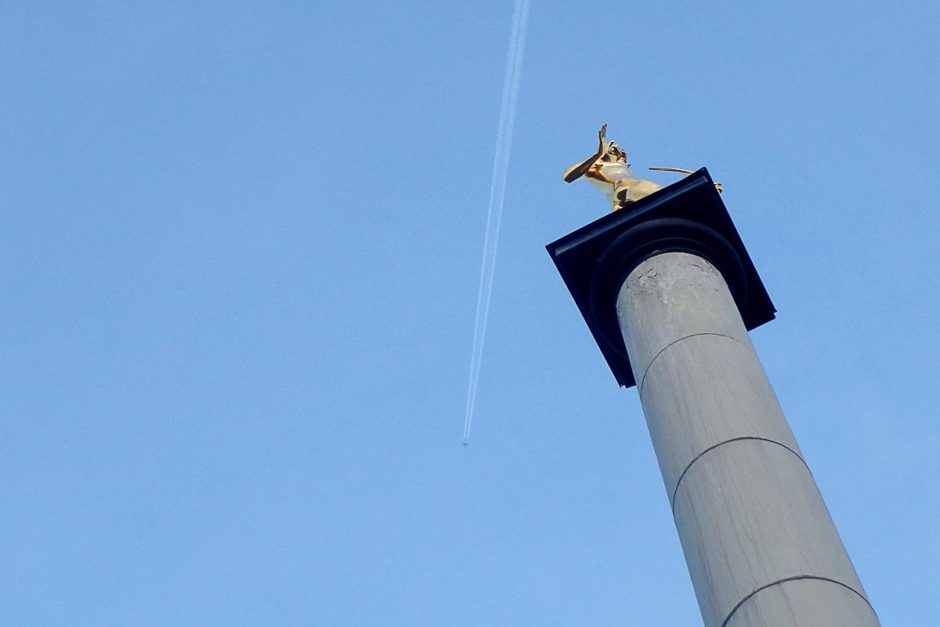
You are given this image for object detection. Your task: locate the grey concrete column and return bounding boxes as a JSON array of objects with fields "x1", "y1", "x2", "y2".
[{"x1": 616, "y1": 252, "x2": 878, "y2": 627}]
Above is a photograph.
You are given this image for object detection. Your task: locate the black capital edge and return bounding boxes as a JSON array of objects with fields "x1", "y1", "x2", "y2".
[{"x1": 546, "y1": 168, "x2": 776, "y2": 388}]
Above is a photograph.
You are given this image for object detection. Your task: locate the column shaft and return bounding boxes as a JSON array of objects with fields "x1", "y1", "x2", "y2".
[{"x1": 616, "y1": 252, "x2": 878, "y2": 627}]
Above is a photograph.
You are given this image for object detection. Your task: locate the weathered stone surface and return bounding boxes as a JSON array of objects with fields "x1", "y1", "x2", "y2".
[{"x1": 616, "y1": 252, "x2": 876, "y2": 626}]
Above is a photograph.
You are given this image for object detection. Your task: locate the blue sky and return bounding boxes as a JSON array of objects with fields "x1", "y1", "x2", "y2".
[{"x1": 2, "y1": 1, "x2": 939, "y2": 624}]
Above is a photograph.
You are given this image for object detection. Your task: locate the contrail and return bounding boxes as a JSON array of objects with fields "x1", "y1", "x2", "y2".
[{"x1": 463, "y1": 0, "x2": 531, "y2": 446}]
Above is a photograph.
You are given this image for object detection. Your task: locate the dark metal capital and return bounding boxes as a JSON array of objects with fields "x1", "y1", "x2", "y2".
[{"x1": 546, "y1": 169, "x2": 776, "y2": 387}]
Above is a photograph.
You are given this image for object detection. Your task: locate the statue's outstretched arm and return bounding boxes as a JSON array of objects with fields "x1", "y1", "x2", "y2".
[{"x1": 563, "y1": 123, "x2": 608, "y2": 183}]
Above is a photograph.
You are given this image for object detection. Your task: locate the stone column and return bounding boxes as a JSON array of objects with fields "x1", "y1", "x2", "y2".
[{"x1": 616, "y1": 251, "x2": 878, "y2": 627}]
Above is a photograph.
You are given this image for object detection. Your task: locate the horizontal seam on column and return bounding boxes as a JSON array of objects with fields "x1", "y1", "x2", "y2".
[
  {"x1": 670, "y1": 437, "x2": 808, "y2": 512},
  {"x1": 720, "y1": 575, "x2": 878, "y2": 627},
  {"x1": 638, "y1": 332, "x2": 743, "y2": 395}
]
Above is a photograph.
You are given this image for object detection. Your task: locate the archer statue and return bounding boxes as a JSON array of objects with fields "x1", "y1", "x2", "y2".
[{"x1": 563, "y1": 123, "x2": 722, "y2": 211}]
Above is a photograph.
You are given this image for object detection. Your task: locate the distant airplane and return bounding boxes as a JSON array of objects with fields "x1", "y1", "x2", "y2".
[{"x1": 462, "y1": 441, "x2": 469, "y2": 447}]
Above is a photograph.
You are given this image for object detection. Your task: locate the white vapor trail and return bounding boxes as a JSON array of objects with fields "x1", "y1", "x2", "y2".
[{"x1": 462, "y1": 0, "x2": 531, "y2": 446}]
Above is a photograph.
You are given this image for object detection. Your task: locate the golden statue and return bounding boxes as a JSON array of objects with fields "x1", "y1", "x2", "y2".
[{"x1": 563, "y1": 123, "x2": 721, "y2": 211}]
